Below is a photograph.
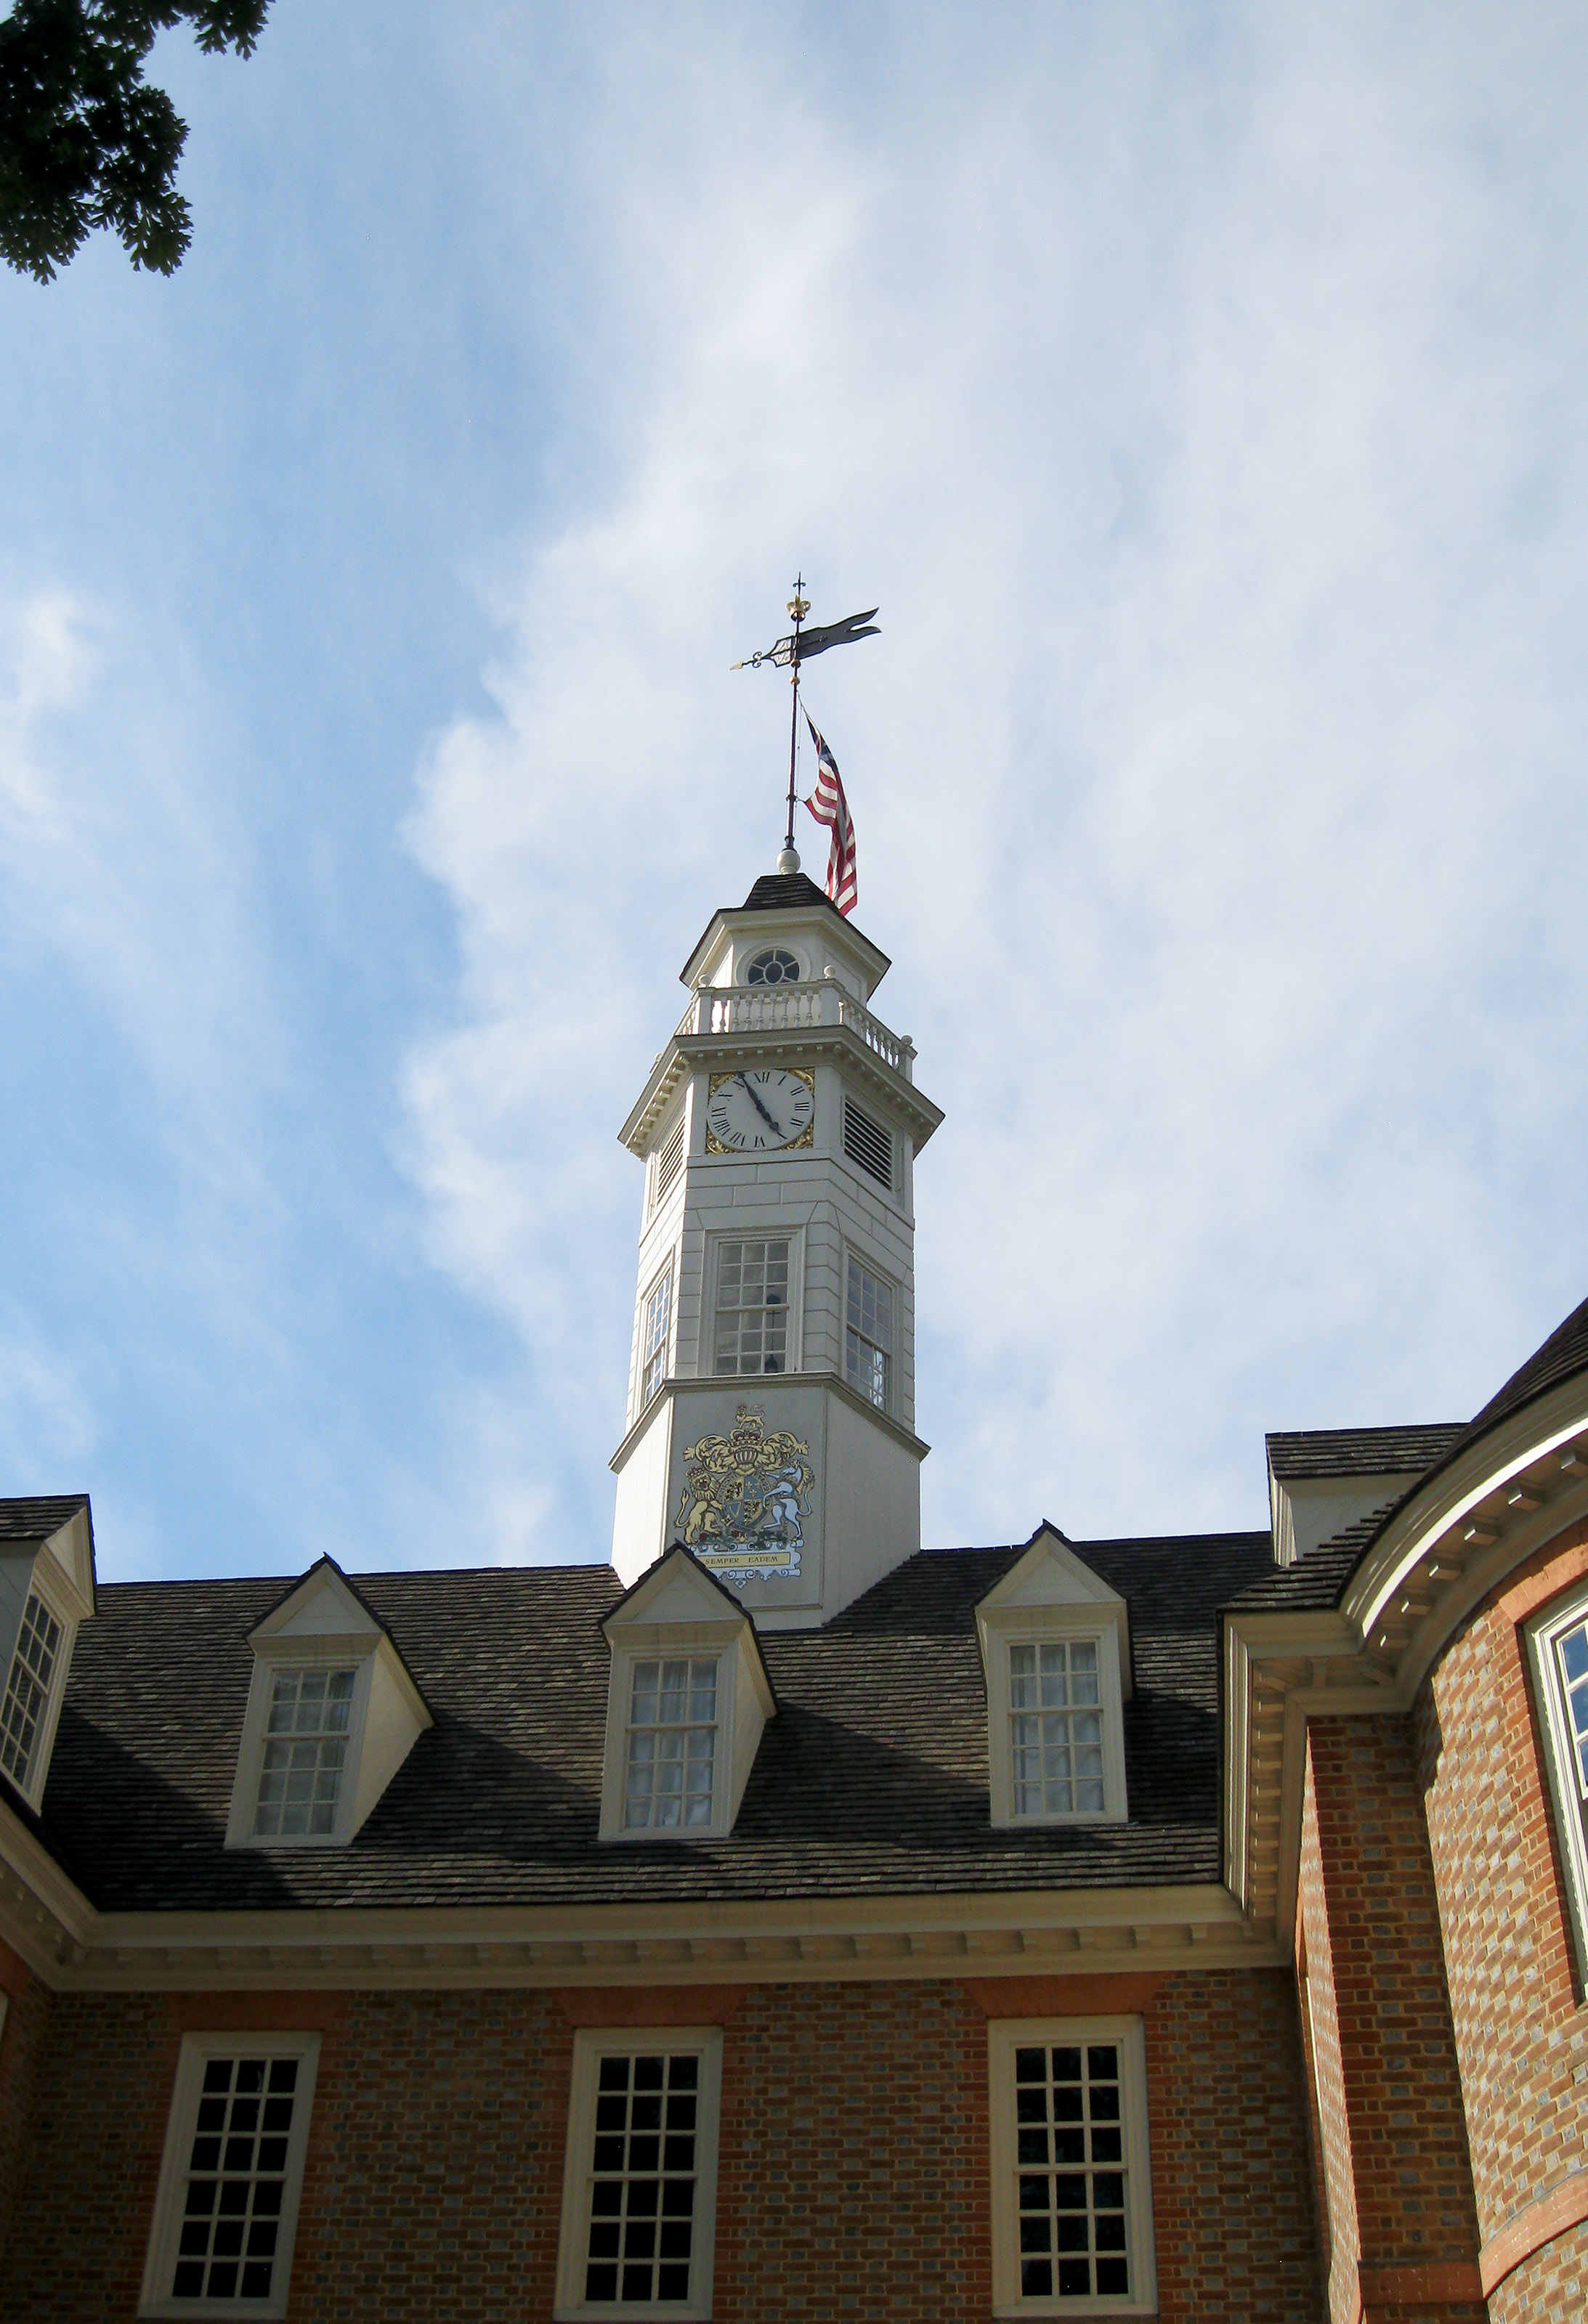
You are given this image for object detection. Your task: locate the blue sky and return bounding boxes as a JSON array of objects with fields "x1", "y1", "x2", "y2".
[{"x1": 4, "y1": 2, "x2": 1588, "y2": 1582}]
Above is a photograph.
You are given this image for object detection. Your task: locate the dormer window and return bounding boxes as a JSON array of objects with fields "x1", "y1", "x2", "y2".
[
  {"x1": 0, "y1": 1591, "x2": 63, "y2": 1795},
  {"x1": 225, "y1": 1559, "x2": 431, "y2": 1850},
  {"x1": 254, "y1": 1667, "x2": 358, "y2": 1838},
  {"x1": 0, "y1": 1497, "x2": 96, "y2": 1813},
  {"x1": 1008, "y1": 1640, "x2": 1106, "y2": 1817},
  {"x1": 977, "y1": 1527, "x2": 1131, "y2": 1829},
  {"x1": 745, "y1": 946, "x2": 799, "y2": 985},
  {"x1": 624, "y1": 1657, "x2": 718, "y2": 1830},
  {"x1": 599, "y1": 1545, "x2": 776, "y2": 1843}
]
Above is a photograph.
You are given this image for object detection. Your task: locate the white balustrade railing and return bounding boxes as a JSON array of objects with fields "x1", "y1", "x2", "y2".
[{"x1": 674, "y1": 980, "x2": 915, "y2": 1081}]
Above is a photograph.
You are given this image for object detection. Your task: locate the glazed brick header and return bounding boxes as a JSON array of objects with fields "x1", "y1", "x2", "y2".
[{"x1": 0, "y1": 1965, "x2": 1321, "y2": 2322}]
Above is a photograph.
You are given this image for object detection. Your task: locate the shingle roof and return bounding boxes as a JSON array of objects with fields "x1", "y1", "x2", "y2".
[
  {"x1": 1271, "y1": 1290, "x2": 1588, "y2": 1612},
  {"x1": 1265, "y1": 1426, "x2": 1465, "y2": 1483},
  {"x1": 1223, "y1": 1507, "x2": 1400, "y2": 1614},
  {"x1": 1466, "y1": 1292, "x2": 1588, "y2": 1439},
  {"x1": 36, "y1": 1529, "x2": 1272, "y2": 1916},
  {"x1": 0, "y1": 1495, "x2": 90, "y2": 1548},
  {"x1": 742, "y1": 870, "x2": 843, "y2": 917}
]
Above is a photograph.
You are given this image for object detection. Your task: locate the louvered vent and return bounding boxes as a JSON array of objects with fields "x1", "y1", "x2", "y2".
[
  {"x1": 653, "y1": 1114, "x2": 686, "y2": 1206},
  {"x1": 842, "y1": 1096, "x2": 894, "y2": 1189}
]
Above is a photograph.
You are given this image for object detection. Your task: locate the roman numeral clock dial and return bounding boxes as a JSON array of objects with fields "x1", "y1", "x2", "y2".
[{"x1": 705, "y1": 1070, "x2": 815, "y2": 1153}]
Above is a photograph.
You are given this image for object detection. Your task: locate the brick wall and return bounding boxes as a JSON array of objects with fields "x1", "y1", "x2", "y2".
[
  {"x1": 0, "y1": 1966, "x2": 1321, "y2": 2323},
  {"x1": 1417, "y1": 1517, "x2": 1588, "y2": 2323},
  {"x1": 1298, "y1": 1736, "x2": 1361, "y2": 2324},
  {"x1": 0, "y1": 1939, "x2": 52, "y2": 2280},
  {"x1": 1299, "y1": 1714, "x2": 1486, "y2": 2324}
]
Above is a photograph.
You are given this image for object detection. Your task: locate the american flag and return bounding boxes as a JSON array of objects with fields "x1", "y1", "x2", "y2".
[{"x1": 803, "y1": 714, "x2": 857, "y2": 915}]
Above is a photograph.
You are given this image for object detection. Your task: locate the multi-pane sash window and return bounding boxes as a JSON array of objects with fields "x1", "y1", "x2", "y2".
[
  {"x1": 585, "y1": 2052, "x2": 700, "y2": 2303},
  {"x1": 713, "y1": 1239, "x2": 789, "y2": 1376},
  {"x1": 642, "y1": 1267, "x2": 673, "y2": 1406},
  {"x1": 142, "y1": 2035, "x2": 320, "y2": 2321},
  {"x1": 1010, "y1": 1641, "x2": 1106, "y2": 1817},
  {"x1": 624, "y1": 1659, "x2": 717, "y2": 1831},
  {"x1": 845, "y1": 1255, "x2": 893, "y2": 1411},
  {"x1": 253, "y1": 1667, "x2": 356, "y2": 1837},
  {"x1": 0, "y1": 1590, "x2": 61, "y2": 1792},
  {"x1": 1013, "y1": 2041, "x2": 1130, "y2": 2301},
  {"x1": 557, "y1": 2031, "x2": 722, "y2": 2320},
  {"x1": 1557, "y1": 1619, "x2": 1588, "y2": 1792},
  {"x1": 171, "y1": 2057, "x2": 301, "y2": 2303}
]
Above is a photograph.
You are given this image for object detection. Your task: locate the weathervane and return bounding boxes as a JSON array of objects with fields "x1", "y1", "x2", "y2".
[{"x1": 732, "y1": 580, "x2": 880, "y2": 876}]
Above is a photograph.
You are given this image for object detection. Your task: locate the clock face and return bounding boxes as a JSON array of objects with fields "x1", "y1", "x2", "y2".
[{"x1": 705, "y1": 1069, "x2": 815, "y2": 1154}]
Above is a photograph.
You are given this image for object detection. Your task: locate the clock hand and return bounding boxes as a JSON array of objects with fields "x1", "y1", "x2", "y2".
[{"x1": 735, "y1": 1073, "x2": 785, "y2": 1137}]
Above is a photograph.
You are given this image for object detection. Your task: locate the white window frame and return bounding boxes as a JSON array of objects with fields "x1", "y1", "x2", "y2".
[
  {"x1": 705, "y1": 1227, "x2": 803, "y2": 1382},
  {"x1": 982, "y1": 1611, "x2": 1129, "y2": 1828},
  {"x1": 0, "y1": 1568, "x2": 76, "y2": 1811},
  {"x1": 224, "y1": 1642, "x2": 376, "y2": 1850},
  {"x1": 842, "y1": 1243, "x2": 896, "y2": 1415},
  {"x1": 600, "y1": 1639, "x2": 738, "y2": 1842},
  {"x1": 988, "y1": 2017, "x2": 1156, "y2": 2318},
  {"x1": 641, "y1": 1261, "x2": 674, "y2": 1409},
  {"x1": 555, "y1": 2027, "x2": 723, "y2": 2323},
  {"x1": 738, "y1": 941, "x2": 806, "y2": 987},
  {"x1": 1525, "y1": 1576, "x2": 1588, "y2": 1988},
  {"x1": 620, "y1": 1653, "x2": 721, "y2": 1834},
  {"x1": 139, "y1": 2031, "x2": 320, "y2": 2322}
]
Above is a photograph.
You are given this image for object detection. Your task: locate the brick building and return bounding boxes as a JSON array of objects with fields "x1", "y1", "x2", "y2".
[{"x1": 2, "y1": 861, "x2": 1587, "y2": 2322}]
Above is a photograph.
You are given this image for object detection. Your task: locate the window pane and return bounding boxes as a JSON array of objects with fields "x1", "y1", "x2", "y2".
[
  {"x1": 625, "y1": 1659, "x2": 718, "y2": 1832},
  {"x1": 1010, "y1": 1643, "x2": 1109, "y2": 1819},
  {"x1": 1006, "y1": 2039, "x2": 1133, "y2": 2304},
  {"x1": 714, "y1": 1239, "x2": 793, "y2": 1377},
  {"x1": 845, "y1": 1256, "x2": 893, "y2": 1411},
  {"x1": 254, "y1": 1670, "x2": 358, "y2": 1837},
  {"x1": 170, "y1": 2055, "x2": 300, "y2": 2306},
  {"x1": 642, "y1": 1268, "x2": 673, "y2": 1406},
  {"x1": 583, "y1": 2049, "x2": 702, "y2": 2307},
  {"x1": 0, "y1": 1593, "x2": 62, "y2": 1789}
]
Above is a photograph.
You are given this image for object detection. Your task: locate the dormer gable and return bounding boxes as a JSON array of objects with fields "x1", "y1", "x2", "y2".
[
  {"x1": 976, "y1": 1523, "x2": 1130, "y2": 1828},
  {"x1": 0, "y1": 1495, "x2": 96, "y2": 1812},
  {"x1": 599, "y1": 1543, "x2": 776, "y2": 1842},
  {"x1": 224, "y1": 1558, "x2": 432, "y2": 1850}
]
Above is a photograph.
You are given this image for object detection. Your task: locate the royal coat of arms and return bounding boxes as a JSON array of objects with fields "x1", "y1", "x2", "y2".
[{"x1": 674, "y1": 1404, "x2": 815, "y2": 1585}]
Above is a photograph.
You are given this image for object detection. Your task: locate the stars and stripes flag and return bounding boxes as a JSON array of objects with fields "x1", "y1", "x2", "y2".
[{"x1": 803, "y1": 713, "x2": 857, "y2": 916}]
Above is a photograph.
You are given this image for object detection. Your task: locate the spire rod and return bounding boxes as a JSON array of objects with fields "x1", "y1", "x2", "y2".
[
  {"x1": 729, "y1": 584, "x2": 879, "y2": 874},
  {"x1": 785, "y1": 577, "x2": 809, "y2": 861}
]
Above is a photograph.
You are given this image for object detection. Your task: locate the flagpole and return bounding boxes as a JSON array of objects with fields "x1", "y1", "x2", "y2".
[{"x1": 785, "y1": 577, "x2": 808, "y2": 857}]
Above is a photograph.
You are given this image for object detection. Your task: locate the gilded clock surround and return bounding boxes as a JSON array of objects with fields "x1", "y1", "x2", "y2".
[{"x1": 704, "y1": 1068, "x2": 816, "y2": 1155}]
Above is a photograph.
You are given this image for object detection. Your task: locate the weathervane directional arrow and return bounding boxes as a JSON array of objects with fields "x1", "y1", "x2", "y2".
[
  {"x1": 730, "y1": 604, "x2": 880, "y2": 671},
  {"x1": 732, "y1": 577, "x2": 880, "y2": 864}
]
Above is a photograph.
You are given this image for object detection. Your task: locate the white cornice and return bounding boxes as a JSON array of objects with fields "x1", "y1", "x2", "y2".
[
  {"x1": 609, "y1": 1368, "x2": 931, "y2": 1477},
  {"x1": 1341, "y1": 1372, "x2": 1588, "y2": 1652},
  {"x1": 1, "y1": 1876, "x2": 1281, "y2": 1994},
  {"x1": 1223, "y1": 1375, "x2": 1588, "y2": 1949},
  {"x1": 620, "y1": 1022, "x2": 943, "y2": 1156}
]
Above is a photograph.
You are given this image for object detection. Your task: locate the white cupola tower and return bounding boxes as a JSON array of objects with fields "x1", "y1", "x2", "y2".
[{"x1": 610, "y1": 864, "x2": 942, "y2": 1627}]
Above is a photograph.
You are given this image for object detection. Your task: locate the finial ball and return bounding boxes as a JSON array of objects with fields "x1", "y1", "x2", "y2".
[{"x1": 776, "y1": 844, "x2": 801, "y2": 874}]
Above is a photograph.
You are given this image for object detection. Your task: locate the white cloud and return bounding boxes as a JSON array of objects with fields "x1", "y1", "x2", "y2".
[{"x1": 405, "y1": 6, "x2": 1588, "y2": 1554}]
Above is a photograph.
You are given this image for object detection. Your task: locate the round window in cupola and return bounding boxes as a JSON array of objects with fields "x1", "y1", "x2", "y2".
[{"x1": 745, "y1": 946, "x2": 801, "y2": 986}]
